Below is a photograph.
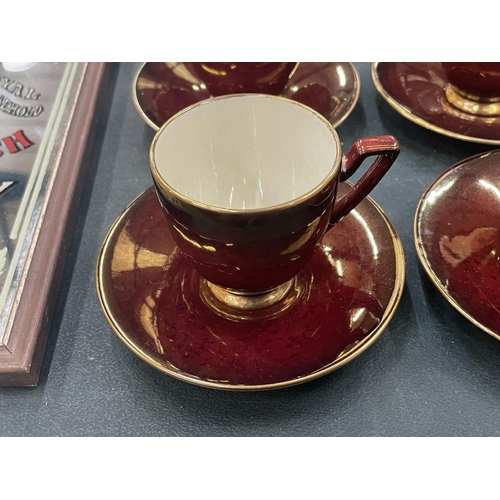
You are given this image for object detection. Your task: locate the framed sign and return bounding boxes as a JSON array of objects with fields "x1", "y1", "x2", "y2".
[{"x1": 0, "y1": 62, "x2": 109, "y2": 386}]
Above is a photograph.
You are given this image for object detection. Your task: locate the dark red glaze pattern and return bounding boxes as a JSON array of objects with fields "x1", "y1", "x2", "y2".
[
  {"x1": 190, "y1": 62, "x2": 297, "y2": 97},
  {"x1": 154, "y1": 178, "x2": 335, "y2": 293},
  {"x1": 153, "y1": 135, "x2": 398, "y2": 293},
  {"x1": 155, "y1": 181, "x2": 336, "y2": 292},
  {"x1": 281, "y1": 63, "x2": 358, "y2": 125},
  {"x1": 135, "y1": 62, "x2": 359, "y2": 129},
  {"x1": 441, "y1": 63, "x2": 500, "y2": 98},
  {"x1": 331, "y1": 135, "x2": 399, "y2": 223},
  {"x1": 416, "y1": 149, "x2": 500, "y2": 337},
  {"x1": 136, "y1": 63, "x2": 211, "y2": 127},
  {"x1": 375, "y1": 62, "x2": 500, "y2": 142},
  {"x1": 98, "y1": 185, "x2": 400, "y2": 387}
]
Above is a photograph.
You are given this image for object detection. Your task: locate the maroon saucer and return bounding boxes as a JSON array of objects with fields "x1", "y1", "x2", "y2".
[
  {"x1": 132, "y1": 62, "x2": 360, "y2": 131},
  {"x1": 415, "y1": 149, "x2": 500, "y2": 339},
  {"x1": 372, "y1": 62, "x2": 500, "y2": 145},
  {"x1": 97, "y1": 184, "x2": 404, "y2": 390}
]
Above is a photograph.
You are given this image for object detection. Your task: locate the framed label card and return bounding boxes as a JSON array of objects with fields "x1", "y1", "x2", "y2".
[{"x1": 0, "y1": 62, "x2": 108, "y2": 385}]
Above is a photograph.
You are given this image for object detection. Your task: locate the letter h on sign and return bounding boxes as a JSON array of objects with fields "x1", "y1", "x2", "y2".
[{"x1": 0, "y1": 130, "x2": 34, "y2": 157}]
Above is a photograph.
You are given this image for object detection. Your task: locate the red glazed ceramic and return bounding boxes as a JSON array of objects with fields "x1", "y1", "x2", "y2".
[
  {"x1": 441, "y1": 63, "x2": 500, "y2": 100},
  {"x1": 150, "y1": 94, "x2": 399, "y2": 313},
  {"x1": 441, "y1": 63, "x2": 500, "y2": 116},
  {"x1": 415, "y1": 149, "x2": 500, "y2": 340},
  {"x1": 96, "y1": 184, "x2": 405, "y2": 390},
  {"x1": 372, "y1": 62, "x2": 500, "y2": 145},
  {"x1": 132, "y1": 62, "x2": 360, "y2": 130},
  {"x1": 190, "y1": 62, "x2": 298, "y2": 96}
]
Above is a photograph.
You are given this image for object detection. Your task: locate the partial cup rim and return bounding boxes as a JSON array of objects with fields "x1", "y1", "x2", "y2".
[{"x1": 149, "y1": 93, "x2": 342, "y2": 215}]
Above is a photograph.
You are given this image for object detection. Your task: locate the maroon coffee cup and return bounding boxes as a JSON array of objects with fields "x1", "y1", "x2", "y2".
[
  {"x1": 441, "y1": 62, "x2": 500, "y2": 116},
  {"x1": 189, "y1": 62, "x2": 298, "y2": 97},
  {"x1": 441, "y1": 62, "x2": 500, "y2": 99},
  {"x1": 149, "y1": 94, "x2": 399, "y2": 314}
]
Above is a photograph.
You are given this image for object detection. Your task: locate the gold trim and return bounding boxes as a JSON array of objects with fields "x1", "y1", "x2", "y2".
[
  {"x1": 287, "y1": 62, "x2": 300, "y2": 82},
  {"x1": 413, "y1": 161, "x2": 500, "y2": 342},
  {"x1": 199, "y1": 277, "x2": 302, "y2": 322},
  {"x1": 132, "y1": 62, "x2": 361, "y2": 131},
  {"x1": 371, "y1": 62, "x2": 500, "y2": 146},
  {"x1": 96, "y1": 183, "x2": 406, "y2": 391},
  {"x1": 131, "y1": 62, "x2": 160, "y2": 131},
  {"x1": 333, "y1": 62, "x2": 361, "y2": 128},
  {"x1": 149, "y1": 93, "x2": 342, "y2": 215},
  {"x1": 444, "y1": 84, "x2": 500, "y2": 117},
  {"x1": 205, "y1": 278, "x2": 294, "y2": 311}
]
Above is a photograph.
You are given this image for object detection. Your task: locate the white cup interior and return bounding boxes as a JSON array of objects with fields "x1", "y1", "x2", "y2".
[{"x1": 153, "y1": 94, "x2": 339, "y2": 210}]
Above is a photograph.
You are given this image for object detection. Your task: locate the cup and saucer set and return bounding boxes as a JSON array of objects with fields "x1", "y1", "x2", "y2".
[
  {"x1": 96, "y1": 62, "x2": 499, "y2": 391},
  {"x1": 373, "y1": 62, "x2": 500, "y2": 340}
]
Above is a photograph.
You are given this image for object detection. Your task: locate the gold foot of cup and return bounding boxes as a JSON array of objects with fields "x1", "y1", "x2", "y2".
[
  {"x1": 199, "y1": 278, "x2": 303, "y2": 322},
  {"x1": 444, "y1": 84, "x2": 500, "y2": 117}
]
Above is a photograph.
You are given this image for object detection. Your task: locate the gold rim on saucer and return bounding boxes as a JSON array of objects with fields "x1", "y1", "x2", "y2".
[
  {"x1": 371, "y1": 62, "x2": 500, "y2": 146},
  {"x1": 96, "y1": 183, "x2": 405, "y2": 391},
  {"x1": 413, "y1": 154, "x2": 500, "y2": 341},
  {"x1": 132, "y1": 62, "x2": 361, "y2": 131},
  {"x1": 331, "y1": 62, "x2": 360, "y2": 128}
]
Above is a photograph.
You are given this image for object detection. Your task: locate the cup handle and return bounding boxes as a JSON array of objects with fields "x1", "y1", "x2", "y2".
[{"x1": 329, "y1": 135, "x2": 400, "y2": 226}]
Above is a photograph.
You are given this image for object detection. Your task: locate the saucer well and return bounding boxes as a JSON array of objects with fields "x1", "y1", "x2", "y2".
[
  {"x1": 415, "y1": 149, "x2": 500, "y2": 340},
  {"x1": 372, "y1": 62, "x2": 500, "y2": 145},
  {"x1": 132, "y1": 62, "x2": 360, "y2": 131},
  {"x1": 96, "y1": 183, "x2": 405, "y2": 391}
]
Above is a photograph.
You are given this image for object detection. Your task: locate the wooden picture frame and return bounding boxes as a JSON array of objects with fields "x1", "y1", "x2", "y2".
[{"x1": 0, "y1": 62, "x2": 110, "y2": 386}]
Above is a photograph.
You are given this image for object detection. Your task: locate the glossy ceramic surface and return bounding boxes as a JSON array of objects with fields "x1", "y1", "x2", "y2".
[
  {"x1": 415, "y1": 149, "x2": 500, "y2": 340},
  {"x1": 372, "y1": 62, "x2": 500, "y2": 145},
  {"x1": 190, "y1": 62, "x2": 298, "y2": 97},
  {"x1": 133, "y1": 62, "x2": 360, "y2": 131},
  {"x1": 96, "y1": 183, "x2": 405, "y2": 390},
  {"x1": 150, "y1": 93, "x2": 399, "y2": 296},
  {"x1": 441, "y1": 63, "x2": 500, "y2": 99}
]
